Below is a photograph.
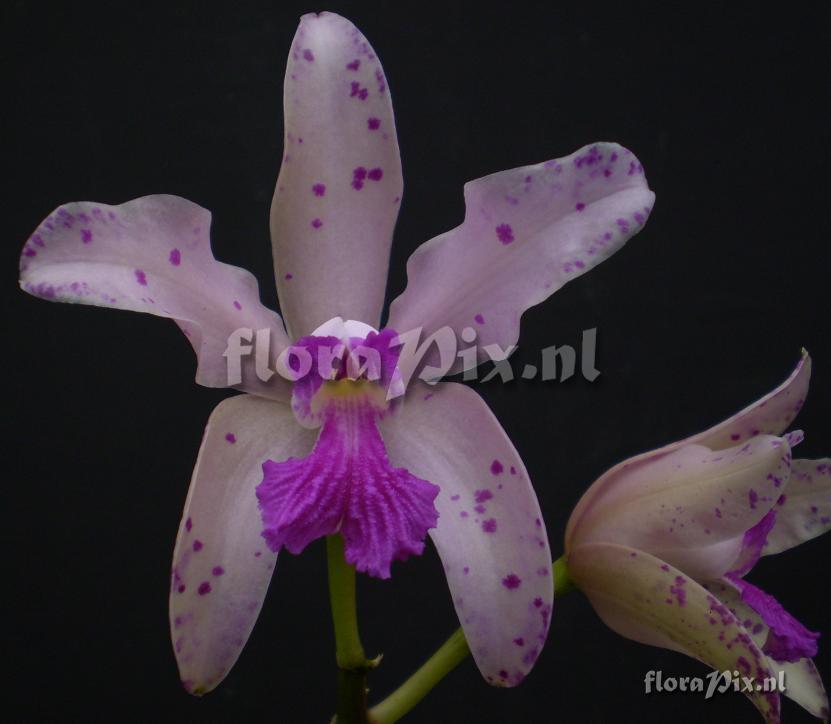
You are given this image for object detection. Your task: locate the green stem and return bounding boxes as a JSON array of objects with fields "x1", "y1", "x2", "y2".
[
  {"x1": 368, "y1": 555, "x2": 574, "y2": 724},
  {"x1": 327, "y1": 535, "x2": 370, "y2": 724},
  {"x1": 368, "y1": 628, "x2": 468, "y2": 724}
]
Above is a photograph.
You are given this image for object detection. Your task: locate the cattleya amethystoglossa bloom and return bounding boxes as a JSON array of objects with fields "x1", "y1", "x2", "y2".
[
  {"x1": 18, "y1": 13, "x2": 654, "y2": 695},
  {"x1": 565, "y1": 352, "x2": 830, "y2": 722}
]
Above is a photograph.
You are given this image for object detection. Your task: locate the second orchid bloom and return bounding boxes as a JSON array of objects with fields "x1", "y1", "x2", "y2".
[{"x1": 565, "y1": 352, "x2": 830, "y2": 722}]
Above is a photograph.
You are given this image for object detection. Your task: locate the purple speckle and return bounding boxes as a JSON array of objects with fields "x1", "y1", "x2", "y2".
[
  {"x1": 197, "y1": 581, "x2": 212, "y2": 596},
  {"x1": 367, "y1": 167, "x2": 383, "y2": 181},
  {"x1": 352, "y1": 166, "x2": 368, "y2": 189},
  {"x1": 482, "y1": 519, "x2": 497, "y2": 533},
  {"x1": 23, "y1": 248, "x2": 36, "y2": 257},
  {"x1": 474, "y1": 313, "x2": 485, "y2": 324},
  {"x1": 350, "y1": 81, "x2": 368, "y2": 100},
  {"x1": 346, "y1": 59, "x2": 360, "y2": 71},
  {"x1": 311, "y1": 218, "x2": 323, "y2": 229},
  {"x1": 302, "y1": 49, "x2": 314, "y2": 62},
  {"x1": 192, "y1": 540, "x2": 204, "y2": 552},
  {"x1": 475, "y1": 489, "x2": 493, "y2": 504},
  {"x1": 81, "y1": 229, "x2": 93, "y2": 243},
  {"x1": 749, "y1": 489, "x2": 759, "y2": 509},
  {"x1": 575, "y1": 202, "x2": 585, "y2": 212},
  {"x1": 225, "y1": 433, "x2": 237, "y2": 444},
  {"x1": 490, "y1": 459, "x2": 504, "y2": 475},
  {"x1": 285, "y1": 273, "x2": 293, "y2": 280},
  {"x1": 513, "y1": 637, "x2": 525, "y2": 646},
  {"x1": 502, "y1": 573, "x2": 522, "y2": 590},
  {"x1": 367, "y1": 117, "x2": 381, "y2": 130},
  {"x1": 312, "y1": 183, "x2": 326, "y2": 197},
  {"x1": 169, "y1": 248, "x2": 181, "y2": 266},
  {"x1": 731, "y1": 433, "x2": 741, "y2": 441},
  {"x1": 185, "y1": 517, "x2": 192, "y2": 532},
  {"x1": 134, "y1": 269, "x2": 147, "y2": 286},
  {"x1": 212, "y1": 566, "x2": 225, "y2": 576},
  {"x1": 496, "y1": 223, "x2": 514, "y2": 245},
  {"x1": 233, "y1": 300, "x2": 242, "y2": 310}
]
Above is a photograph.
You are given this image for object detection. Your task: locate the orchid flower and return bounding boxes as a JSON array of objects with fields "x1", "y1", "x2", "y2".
[
  {"x1": 18, "y1": 12, "x2": 654, "y2": 698},
  {"x1": 564, "y1": 351, "x2": 830, "y2": 723}
]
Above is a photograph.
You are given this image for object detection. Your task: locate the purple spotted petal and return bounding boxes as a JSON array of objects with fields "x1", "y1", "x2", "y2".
[
  {"x1": 569, "y1": 543, "x2": 781, "y2": 723},
  {"x1": 20, "y1": 195, "x2": 291, "y2": 400},
  {"x1": 728, "y1": 510, "x2": 777, "y2": 578},
  {"x1": 567, "y1": 353, "x2": 809, "y2": 549},
  {"x1": 379, "y1": 382, "x2": 553, "y2": 686},
  {"x1": 727, "y1": 576, "x2": 820, "y2": 663},
  {"x1": 706, "y1": 578, "x2": 829, "y2": 718},
  {"x1": 388, "y1": 142, "x2": 654, "y2": 376},
  {"x1": 570, "y1": 436, "x2": 792, "y2": 580},
  {"x1": 764, "y1": 458, "x2": 831, "y2": 555},
  {"x1": 270, "y1": 13, "x2": 403, "y2": 338},
  {"x1": 170, "y1": 395, "x2": 316, "y2": 695},
  {"x1": 690, "y1": 351, "x2": 811, "y2": 450},
  {"x1": 257, "y1": 388, "x2": 439, "y2": 578}
]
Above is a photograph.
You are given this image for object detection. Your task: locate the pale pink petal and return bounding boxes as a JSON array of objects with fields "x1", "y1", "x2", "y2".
[
  {"x1": 170, "y1": 394, "x2": 316, "y2": 694},
  {"x1": 569, "y1": 543, "x2": 781, "y2": 723},
  {"x1": 764, "y1": 458, "x2": 831, "y2": 555},
  {"x1": 380, "y1": 382, "x2": 552, "y2": 686},
  {"x1": 706, "y1": 578, "x2": 828, "y2": 718},
  {"x1": 689, "y1": 351, "x2": 811, "y2": 450},
  {"x1": 567, "y1": 354, "x2": 809, "y2": 547},
  {"x1": 20, "y1": 195, "x2": 291, "y2": 400},
  {"x1": 571, "y1": 436, "x2": 792, "y2": 579},
  {"x1": 270, "y1": 12, "x2": 403, "y2": 338},
  {"x1": 388, "y1": 143, "x2": 654, "y2": 375}
]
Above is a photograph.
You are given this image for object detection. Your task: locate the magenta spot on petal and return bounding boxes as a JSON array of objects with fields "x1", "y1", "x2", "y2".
[
  {"x1": 177, "y1": 584, "x2": 186, "y2": 593},
  {"x1": 233, "y1": 300, "x2": 242, "y2": 310},
  {"x1": 185, "y1": 517, "x2": 192, "y2": 532},
  {"x1": 513, "y1": 637, "x2": 525, "y2": 646},
  {"x1": 731, "y1": 433, "x2": 741, "y2": 441},
  {"x1": 312, "y1": 183, "x2": 326, "y2": 197},
  {"x1": 285, "y1": 273, "x2": 293, "y2": 280},
  {"x1": 749, "y1": 489, "x2": 759, "y2": 509},
  {"x1": 367, "y1": 167, "x2": 383, "y2": 181},
  {"x1": 192, "y1": 540, "x2": 203, "y2": 552},
  {"x1": 212, "y1": 566, "x2": 224, "y2": 576},
  {"x1": 197, "y1": 581, "x2": 212, "y2": 595},
  {"x1": 575, "y1": 202, "x2": 585, "y2": 211},
  {"x1": 482, "y1": 518, "x2": 497, "y2": 533},
  {"x1": 134, "y1": 269, "x2": 147, "y2": 286},
  {"x1": 352, "y1": 166, "x2": 367, "y2": 189},
  {"x1": 496, "y1": 223, "x2": 514, "y2": 244},
  {"x1": 490, "y1": 460, "x2": 504, "y2": 475},
  {"x1": 169, "y1": 248, "x2": 181, "y2": 266},
  {"x1": 346, "y1": 59, "x2": 360, "y2": 71},
  {"x1": 474, "y1": 313, "x2": 485, "y2": 324},
  {"x1": 254, "y1": 550, "x2": 262, "y2": 557},
  {"x1": 302, "y1": 49, "x2": 314, "y2": 62},
  {"x1": 367, "y1": 117, "x2": 381, "y2": 130},
  {"x1": 225, "y1": 433, "x2": 236, "y2": 444},
  {"x1": 311, "y1": 218, "x2": 323, "y2": 229},
  {"x1": 502, "y1": 573, "x2": 522, "y2": 590},
  {"x1": 474, "y1": 489, "x2": 493, "y2": 504},
  {"x1": 81, "y1": 228, "x2": 93, "y2": 243}
]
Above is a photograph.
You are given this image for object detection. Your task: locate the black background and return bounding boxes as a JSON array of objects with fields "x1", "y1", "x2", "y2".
[{"x1": 5, "y1": 2, "x2": 830, "y2": 722}]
